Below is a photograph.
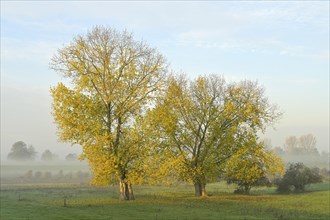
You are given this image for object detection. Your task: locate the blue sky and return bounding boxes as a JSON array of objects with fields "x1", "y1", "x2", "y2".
[{"x1": 1, "y1": 1, "x2": 329, "y2": 159}]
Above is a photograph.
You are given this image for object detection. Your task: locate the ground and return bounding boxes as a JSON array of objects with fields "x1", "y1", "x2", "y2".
[{"x1": 0, "y1": 181, "x2": 329, "y2": 220}]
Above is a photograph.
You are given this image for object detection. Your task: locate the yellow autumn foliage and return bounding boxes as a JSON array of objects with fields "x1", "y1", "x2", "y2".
[
  {"x1": 224, "y1": 139, "x2": 285, "y2": 192},
  {"x1": 50, "y1": 26, "x2": 167, "y2": 199}
]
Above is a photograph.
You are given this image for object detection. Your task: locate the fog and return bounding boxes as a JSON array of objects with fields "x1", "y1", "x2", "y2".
[
  {"x1": 0, "y1": 159, "x2": 90, "y2": 185},
  {"x1": 264, "y1": 125, "x2": 330, "y2": 153},
  {"x1": 0, "y1": 85, "x2": 82, "y2": 161},
  {"x1": 1, "y1": 84, "x2": 329, "y2": 163}
]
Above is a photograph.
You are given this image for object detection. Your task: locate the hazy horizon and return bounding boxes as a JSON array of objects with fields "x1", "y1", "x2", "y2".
[
  {"x1": 1, "y1": 1, "x2": 329, "y2": 161},
  {"x1": 1, "y1": 85, "x2": 329, "y2": 162}
]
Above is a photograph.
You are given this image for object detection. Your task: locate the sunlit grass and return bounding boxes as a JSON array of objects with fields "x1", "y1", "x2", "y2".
[{"x1": 1, "y1": 181, "x2": 329, "y2": 220}]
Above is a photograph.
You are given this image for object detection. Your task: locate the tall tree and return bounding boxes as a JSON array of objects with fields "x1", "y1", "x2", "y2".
[
  {"x1": 50, "y1": 26, "x2": 167, "y2": 200},
  {"x1": 149, "y1": 75, "x2": 281, "y2": 196}
]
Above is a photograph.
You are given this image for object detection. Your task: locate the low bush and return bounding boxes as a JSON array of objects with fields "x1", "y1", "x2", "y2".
[{"x1": 276, "y1": 163, "x2": 322, "y2": 193}]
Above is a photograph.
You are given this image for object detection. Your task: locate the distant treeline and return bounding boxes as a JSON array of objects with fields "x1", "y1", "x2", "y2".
[
  {"x1": 272, "y1": 134, "x2": 329, "y2": 167},
  {"x1": 7, "y1": 141, "x2": 78, "y2": 161}
]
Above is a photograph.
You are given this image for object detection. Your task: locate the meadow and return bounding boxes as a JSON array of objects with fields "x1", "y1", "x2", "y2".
[
  {"x1": 1, "y1": 180, "x2": 329, "y2": 220},
  {"x1": 0, "y1": 163, "x2": 329, "y2": 220}
]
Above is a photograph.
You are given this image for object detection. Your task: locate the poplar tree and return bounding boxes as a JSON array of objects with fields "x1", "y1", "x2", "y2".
[{"x1": 50, "y1": 26, "x2": 166, "y2": 200}]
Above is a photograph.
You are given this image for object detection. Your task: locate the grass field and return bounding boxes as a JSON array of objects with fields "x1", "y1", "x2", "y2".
[{"x1": 1, "y1": 181, "x2": 329, "y2": 220}]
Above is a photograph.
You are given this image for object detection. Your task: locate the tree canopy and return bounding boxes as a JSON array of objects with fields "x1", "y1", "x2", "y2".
[
  {"x1": 147, "y1": 75, "x2": 282, "y2": 196},
  {"x1": 50, "y1": 26, "x2": 282, "y2": 199}
]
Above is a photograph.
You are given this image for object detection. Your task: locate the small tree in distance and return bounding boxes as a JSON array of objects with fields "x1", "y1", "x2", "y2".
[
  {"x1": 41, "y1": 150, "x2": 59, "y2": 161},
  {"x1": 65, "y1": 153, "x2": 77, "y2": 161},
  {"x1": 276, "y1": 163, "x2": 322, "y2": 193},
  {"x1": 7, "y1": 141, "x2": 37, "y2": 161}
]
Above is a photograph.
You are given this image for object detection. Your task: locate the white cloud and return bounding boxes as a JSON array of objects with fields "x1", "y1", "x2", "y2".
[
  {"x1": 2, "y1": 1, "x2": 328, "y2": 61},
  {"x1": 2, "y1": 1, "x2": 328, "y2": 30},
  {"x1": 176, "y1": 30, "x2": 328, "y2": 61},
  {"x1": 285, "y1": 78, "x2": 321, "y2": 87},
  {"x1": 228, "y1": 2, "x2": 329, "y2": 27},
  {"x1": 171, "y1": 2, "x2": 329, "y2": 60}
]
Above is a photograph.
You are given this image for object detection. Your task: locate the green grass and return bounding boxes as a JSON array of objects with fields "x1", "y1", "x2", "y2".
[{"x1": 1, "y1": 181, "x2": 329, "y2": 220}]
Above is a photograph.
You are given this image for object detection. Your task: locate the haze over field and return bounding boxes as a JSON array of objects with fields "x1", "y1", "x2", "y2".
[{"x1": 1, "y1": 1, "x2": 329, "y2": 160}]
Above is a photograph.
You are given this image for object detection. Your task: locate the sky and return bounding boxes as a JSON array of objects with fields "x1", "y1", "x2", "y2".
[{"x1": 1, "y1": 1, "x2": 329, "y2": 160}]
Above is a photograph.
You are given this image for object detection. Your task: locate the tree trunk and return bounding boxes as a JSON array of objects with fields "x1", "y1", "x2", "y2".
[
  {"x1": 194, "y1": 182, "x2": 201, "y2": 196},
  {"x1": 201, "y1": 183, "x2": 207, "y2": 196},
  {"x1": 128, "y1": 183, "x2": 135, "y2": 200},
  {"x1": 194, "y1": 182, "x2": 207, "y2": 197},
  {"x1": 244, "y1": 185, "x2": 251, "y2": 194},
  {"x1": 119, "y1": 179, "x2": 135, "y2": 200}
]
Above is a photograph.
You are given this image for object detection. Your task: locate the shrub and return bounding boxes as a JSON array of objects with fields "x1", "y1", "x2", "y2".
[
  {"x1": 24, "y1": 170, "x2": 33, "y2": 179},
  {"x1": 44, "y1": 171, "x2": 52, "y2": 179},
  {"x1": 75, "y1": 170, "x2": 90, "y2": 179},
  {"x1": 34, "y1": 171, "x2": 42, "y2": 179},
  {"x1": 56, "y1": 170, "x2": 64, "y2": 179},
  {"x1": 276, "y1": 163, "x2": 322, "y2": 193},
  {"x1": 64, "y1": 172, "x2": 73, "y2": 180},
  {"x1": 224, "y1": 141, "x2": 285, "y2": 194}
]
